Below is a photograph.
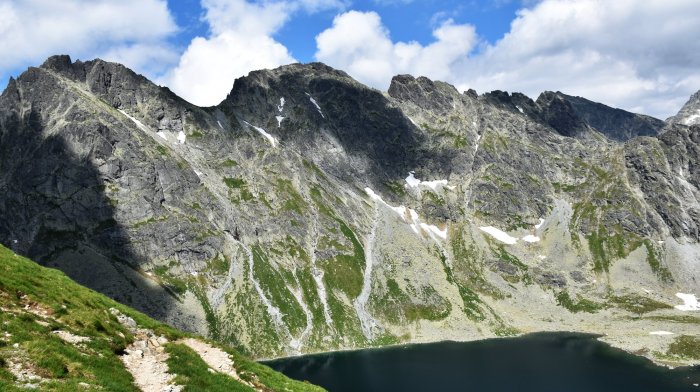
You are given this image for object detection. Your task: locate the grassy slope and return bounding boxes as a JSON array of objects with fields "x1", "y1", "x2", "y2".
[{"x1": 0, "y1": 245, "x2": 324, "y2": 391}]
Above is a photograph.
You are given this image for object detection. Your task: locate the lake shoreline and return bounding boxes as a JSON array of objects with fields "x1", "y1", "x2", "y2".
[
  {"x1": 262, "y1": 332, "x2": 700, "y2": 392},
  {"x1": 258, "y1": 329, "x2": 699, "y2": 370}
]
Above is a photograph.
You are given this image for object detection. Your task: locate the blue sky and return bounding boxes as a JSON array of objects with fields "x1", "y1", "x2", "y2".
[
  {"x1": 2, "y1": 0, "x2": 700, "y2": 118},
  {"x1": 161, "y1": 0, "x2": 523, "y2": 61}
]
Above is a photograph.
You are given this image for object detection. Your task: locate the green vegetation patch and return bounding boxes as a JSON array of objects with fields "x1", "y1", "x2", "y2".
[
  {"x1": 310, "y1": 187, "x2": 335, "y2": 218},
  {"x1": 223, "y1": 177, "x2": 255, "y2": 204},
  {"x1": 384, "y1": 180, "x2": 407, "y2": 197},
  {"x1": 208, "y1": 256, "x2": 230, "y2": 276},
  {"x1": 302, "y1": 159, "x2": 326, "y2": 180},
  {"x1": 449, "y1": 226, "x2": 503, "y2": 299},
  {"x1": 439, "y1": 249, "x2": 486, "y2": 322},
  {"x1": 423, "y1": 191, "x2": 445, "y2": 206},
  {"x1": 0, "y1": 245, "x2": 325, "y2": 391},
  {"x1": 226, "y1": 349, "x2": 326, "y2": 392},
  {"x1": 494, "y1": 246, "x2": 528, "y2": 271},
  {"x1": 666, "y1": 335, "x2": 700, "y2": 360},
  {"x1": 221, "y1": 159, "x2": 238, "y2": 167},
  {"x1": 166, "y1": 343, "x2": 255, "y2": 392},
  {"x1": 372, "y1": 279, "x2": 451, "y2": 324},
  {"x1": 643, "y1": 240, "x2": 673, "y2": 282},
  {"x1": 608, "y1": 294, "x2": 672, "y2": 314},
  {"x1": 325, "y1": 293, "x2": 366, "y2": 346},
  {"x1": 319, "y1": 219, "x2": 365, "y2": 299},
  {"x1": 132, "y1": 215, "x2": 168, "y2": 229},
  {"x1": 555, "y1": 291, "x2": 604, "y2": 313},
  {"x1": 155, "y1": 144, "x2": 170, "y2": 156},
  {"x1": 0, "y1": 245, "x2": 181, "y2": 391},
  {"x1": 275, "y1": 179, "x2": 307, "y2": 215},
  {"x1": 223, "y1": 177, "x2": 246, "y2": 189},
  {"x1": 251, "y1": 246, "x2": 307, "y2": 336}
]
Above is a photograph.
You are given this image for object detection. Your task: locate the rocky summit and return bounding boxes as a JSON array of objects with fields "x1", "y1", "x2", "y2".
[{"x1": 1, "y1": 55, "x2": 699, "y2": 366}]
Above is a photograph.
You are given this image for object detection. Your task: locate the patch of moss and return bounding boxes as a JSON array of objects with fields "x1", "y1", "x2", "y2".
[
  {"x1": 666, "y1": 335, "x2": 700, "y2": 360},
  {"x1": 608, "y1": 294, "x2": 672, "y2": 314},
  {"x1": 372, "y1": 279, "x2": 451, "y2": 324},
  {"x1": 275, "y1": 179, "x2": 307, "y2": 215},
  {"x1": 310, "y1": 187, "x2": 335, "y2": 217},
  {"x1": 384, "y1": 180, "x2": 407, "y2": 197},
  {"x1": 319, "y1": 220, "x2": 365, "y2": 299},
  {"x1": 302, "y1": 159, "x2": 326, "y2": 180},
  {"x1": 221, "y1": 159, "x2": 238, "y2": 167},
  {"x1": 223, "y1": 177, "x2": 246, "y2": 189},
  {"x1": 643, "y1": 240, "x2": 673, "y2": 282},
  {"x1": 166, "y1": 343, "x2": 255, "y2": 391},
  {"x1": 453, "y1": 134, "x2": 468, "y2": 148},
  {"x1": 208, "y1": 256, "x2": 230, "y2": 276},
  {"x1": 495, "y1": 246, "x2": 528, "y2": 271},
  {"x1": 251, "y1": 246, "x2": 307, "y2": 336},
  {"x1": 555, "y1": 291, "x2": 604, "y2": 313},
  {"x1": 132, "y1": 215, "x2": 168, "y2": 229},
  {"x1": 423, "y1": 191, "x2": 445, "y2": 206}
]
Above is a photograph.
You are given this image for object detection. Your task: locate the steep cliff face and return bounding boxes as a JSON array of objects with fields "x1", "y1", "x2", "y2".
[{"x1": 0, "y1": 56, "x2": 698, "y2": 365}]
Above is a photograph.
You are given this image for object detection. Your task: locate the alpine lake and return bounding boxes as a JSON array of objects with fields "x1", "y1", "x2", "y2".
[{"x1": 265, "y1": 333, "x2": 700, "y2": 392}]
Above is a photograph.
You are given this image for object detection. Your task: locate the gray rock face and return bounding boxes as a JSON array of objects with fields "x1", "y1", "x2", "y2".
[
  {"x1": 548, "y1": 92, "x2": 665, "y2": 141},
  {"x1": 1, "y1": 55, "x2": 699, "y2": 362},
  {"x1": 667, "y1": 89, "x2": 700, "y2": 126}
]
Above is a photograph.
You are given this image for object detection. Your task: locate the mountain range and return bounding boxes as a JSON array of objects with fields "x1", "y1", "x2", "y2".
[{"x1": 1, "y1": 55, "x2": 699, "y2": 366}]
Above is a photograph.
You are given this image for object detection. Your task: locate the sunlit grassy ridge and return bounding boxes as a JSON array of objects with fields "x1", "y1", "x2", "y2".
[{"x1": 0, "y1": 245, "x2": 324, "y2": 391}]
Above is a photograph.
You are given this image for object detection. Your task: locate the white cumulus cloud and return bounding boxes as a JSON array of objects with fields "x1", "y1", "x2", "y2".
[
  {"x1": 315, "y1": 11, "x2": 478, "y2": 90},
  {"x1": 0, "y1": 0, "x2": 178, "y2": 77},
  {"x1": 313, "y1": 0, "x2": 700, "y2": 118},
  {"x1": 162, "y1": 0, "x2": 347, "y2": 106}
]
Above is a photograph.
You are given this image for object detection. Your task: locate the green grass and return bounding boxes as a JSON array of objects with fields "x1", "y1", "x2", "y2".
[
  {"x1": 608, "y1": 294, "x2": 672, "y2": 314},
  {"x1": 208, "y1": 256, "x2": 230, "y2": 276},
  {"x1": 132, "y1": 215, "x2": 168, "y2": 229},
  {"x1": 223, "y1": 177, "x2": 246, "y2": 189},
  {"x1": 166, "y1": 343, "x2": 254, "y2": 391},
  {"x1": 384, "y1": 181, "x2": 407, "y2": 197},
  {"x1": 438, "y1": 250, "x2": 486, "y2": 321},
  {"x1": 319, "y1": 219, "x2": 365, "y2": 299},
  {"x1": 666, "y1": 335, "x2": 700, "y2": 360},
  {"x1": 423, "y1": 191, "x2": 445, "y2": 206},
  {"x1": 221, "y1": 159, "x2": 238, "y2": 167},
  {"x1": 0, "y1": 245, "x2": 173, "y2": 390},
  {"x1": 155, "y1": 145, "x2": 169, "y2": 156},
  {"x1": 310, "y1": 187, "x2": 335, "y2": 218},
  {"x1": 555, "y1": 291, "x2": 604, "y2": 313},
  {"x1": 302, "y1": 159, "x2": 326, "y2": 180},
  {"x1": 495, "y1": 246, "x2": 528, "y2": 271},
  {"x1": 275, "y1": 179, "x2": 307, "y2": 214},
  {"x1": 251, "y1": 246, "x2": 307, "y2": 336},
  {"x1": 0, "y1": 245, "x2": 325, "y2": 391},
  {"x1": 645, "y1": 315, "x2": 700, "y2": 324},
  {"x1": 371, "y1": 279, "x2": 451, "y2": 324}
]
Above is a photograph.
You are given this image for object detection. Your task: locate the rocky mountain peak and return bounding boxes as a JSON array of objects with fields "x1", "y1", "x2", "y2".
[
  {"x1": 535, "y1": 90, "x2": 590, "y2": 137},
  {"x1": 387, "y1": 74, "x2": 462, "y2": 113},
  {"x1": 533, "y1": 90, "x2": 665, "y2": 141},
  {"x1": 667, "y1": 89, "x2": 700, "y2": 126},
  {"x1": 480, "y1": 90, "x2": 540, "y2": 118},
  {"x1": 40, "y1": 54, "x2": 74, "y2": 72}
]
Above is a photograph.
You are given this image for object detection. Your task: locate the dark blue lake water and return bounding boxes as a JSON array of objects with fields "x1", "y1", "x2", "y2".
[{"x1": 265, "y1": 333, "x2": 700, "y2": 392}]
